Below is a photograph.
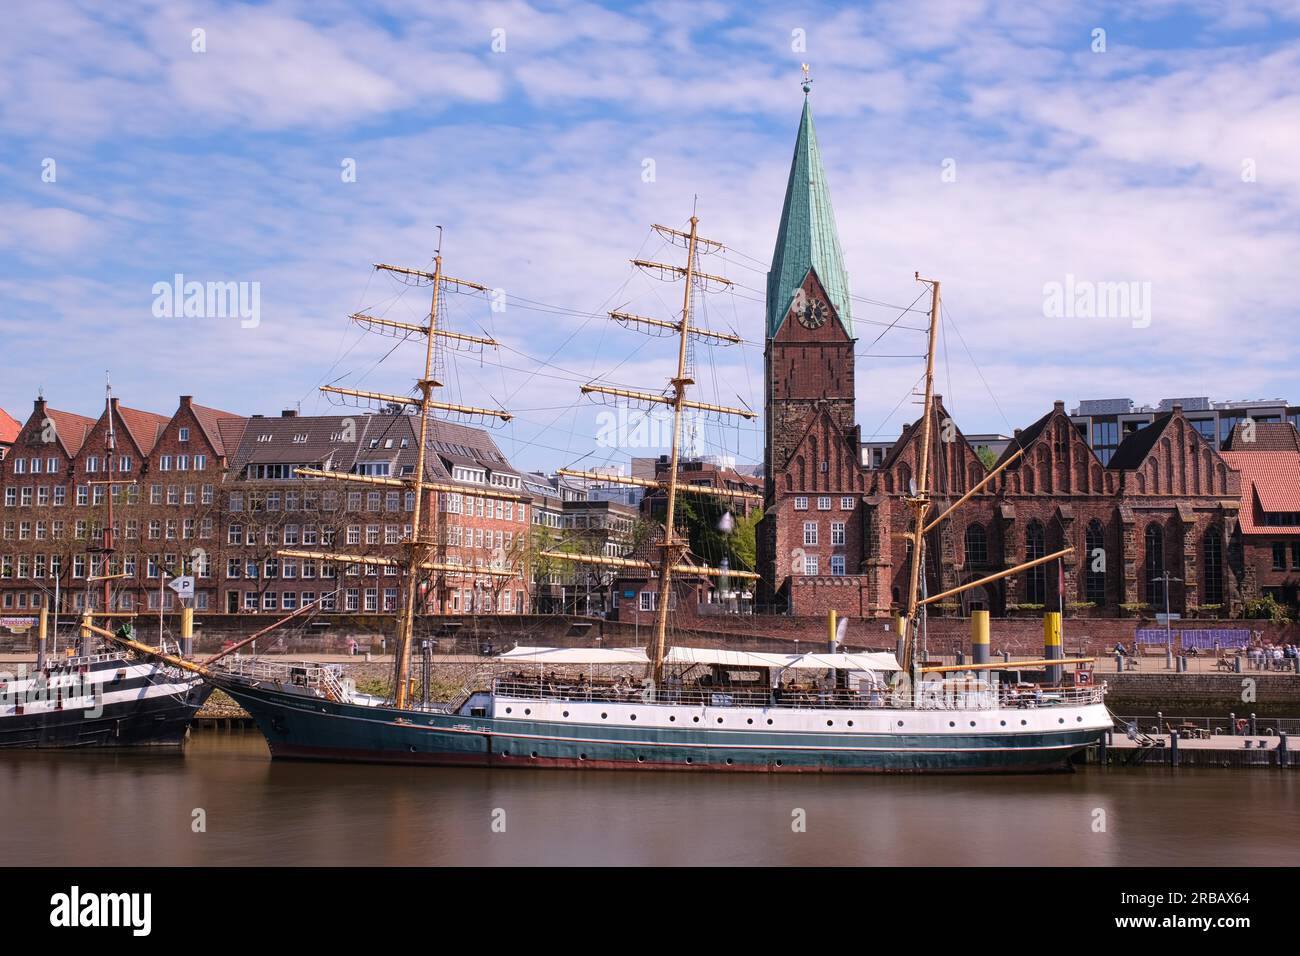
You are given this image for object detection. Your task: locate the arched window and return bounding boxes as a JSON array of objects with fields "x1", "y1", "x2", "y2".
[
  {"x1": 1145, "y1": 523, "x2": 1165, "y2": 607},
  {"x1": 1025, "y1": 521, "x2": 1046, "y2": 604},
  {"x1": 1203, "y1": 527, "x2": 1224, "y2": 606},
  {"x1": 1084, "y1": 519, "x2": 1106, "y2": 604},
  {"x1": 964, "y1": 523, "x2": 988, "y2": 567}
]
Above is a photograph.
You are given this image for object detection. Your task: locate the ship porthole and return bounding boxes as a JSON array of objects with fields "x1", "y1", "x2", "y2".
[
  {"x1": 716, "y1": 717, "x2": 724, "y2": 724},
  {"x1": 897, "y1": 721, "x2": 904, "y2": 727},
  {"x1": 630, "y1": 714, "x2": 637, "y2": 720},
  {"x1": 525, "y1": 708, "x2": 531, "y2": 715},
  {"x1": 847, "y1": 721, "x2": 853, "y2": 727},
  {"x1": 408, "y1": 745, "x2": 417, "y2": 753},
  {"x1": 949, "y1": 721, "x2": 955, "y2": 727},
  {"x1": 775, "y1": 759, "x2": 783, "y2": 767},
  {"x1": 747, "y1": 718, "x2": 754, "y2": 725},
  {"x1": 1020, "y1": 720, "x2": 1027, "y2": 726},
  {"x1": 579, "y1": 753, "x2": 587, "y2": 760},
  {"x1": 692, "y1": 716, "x2": 700, "y2": 723},
  {"x1": 685, "y1": 757, "x2": 693, "y2": 764},
  {"x1": 725, "y1": 758, "x2": 733, "y2": 766},
  {"x1": 969, "y1": 721, "x2": 976, "y2": 727},
  {"x1": 530, "y1": 751, "x2": 538, "y2": 758},
  {"x1": 826, "y1": 720, "x2": 833, "y2": 727},
  {"x1": 766, "y1": 719, "x2": 773, "y2": 725},
  {"x1": 637, "y1": 756, "x2": 645, "y2": 763},
  {"x1": 1000, "y1": 720, "x2": 1007, "y2": 726},
  {"x1": 669, "y1": 715, "x2": 676, "y2": 722},
  {"x1": 505, "y1": 707, "x2": 512, "y2": 714},
  {"x1": 1077, "y1": 716, "x2": 1083, "y2": 722},
  {"x1": 563, "y1": 711, "x2": 569, "y2": 717},
  {"x1": 1059, "y1": 718, "x2": 1065, "y2": 724},
  {"x1": 601, "y1": 712, "x2": 608, "y2": 719}
]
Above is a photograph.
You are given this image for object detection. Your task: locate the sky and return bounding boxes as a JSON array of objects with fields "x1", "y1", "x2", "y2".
[{"x1": 3, "y1": 0, "x2": 1300, "y2": 474}]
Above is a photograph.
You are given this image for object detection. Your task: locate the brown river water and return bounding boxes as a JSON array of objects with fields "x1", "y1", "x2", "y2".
[{"x1": 2, "y1": 732, "x2": 1296, "y2": 866}]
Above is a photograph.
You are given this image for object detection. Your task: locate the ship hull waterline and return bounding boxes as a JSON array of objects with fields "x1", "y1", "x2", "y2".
[
  {"x1": 215, "y1": 678, "x2": 1108, "y2": 774},
  {"x1": 0, "y1": 659, "x2": 213, "y2": 750}
]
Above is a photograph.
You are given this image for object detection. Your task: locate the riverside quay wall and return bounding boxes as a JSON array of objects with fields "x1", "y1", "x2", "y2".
[{"x1": 11, "y1": 611, "x2": 1299, "y2": 657}]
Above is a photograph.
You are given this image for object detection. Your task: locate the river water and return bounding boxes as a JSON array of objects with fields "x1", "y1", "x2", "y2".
[{"x1": 3, "y1": 731, "x2": 1296, "y2": 866}]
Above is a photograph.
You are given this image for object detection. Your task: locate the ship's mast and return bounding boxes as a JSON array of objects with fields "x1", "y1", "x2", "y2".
[
  {"x1": 393, "y1": 251, "x2": 443, "y2": 709},
  {"x1": 901, "y1": 275, "x2": 940, "y2": 678},
  {"x1": 547, "y1": 215, "x2": 759, "y2": 690},
  {"x1": 103, "y1": 374, "x2": 116, "y2": 616},
  {"x1": 274, "y1": 239, "x2": 513, "y2": 710},
  {"x1": 648, "y1": 216, "x2": 701, "y2": 686}
]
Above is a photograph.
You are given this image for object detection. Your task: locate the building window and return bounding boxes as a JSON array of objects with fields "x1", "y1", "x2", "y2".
[
  {"x1": 1273, "y1": 541, "x2": 1287, "y2": 572},
  {"x1": 830, "y1": 555, "x2": 845, "y2": 576},
  {"x1": 840, "y1": 496, "x2": 855, "y2": 511},
  {"x1": 1146, "y1": 524, "x2": 1165, "y2": 606},
  {"x1": 803, "y1": 555, "x2": 818, "y2": 575},
  {"x1": 794, "y1": 496, "x2": 808, "y2": 511},
  {"x1": 1025, "y1": 521, "x2": 1046, "y2": 604},
  {"x1": 1085, "y1": 519, "x2": 1106, "y2": 604},
  {"x1": 817, "y1": 496, "x2": 831, "y2": 510},
  {"x1": 1203, "y1": 528, "x2": 1223, "y2": 606},
  {"x1": 803, "y1": 522, "x2": 818, "y2": 546},
  {"x1": 965, "y1": 523, "x2": 988, "y2": 567},
  {"x1": 179, "y1": 427, "x2": 190, "y2": 442},
  {"x1": 639, "y1": 591, "x2": 657, "y2": 612},
  {"x1": 831, "y1": 522, "x2": 845, "y2": 545}
]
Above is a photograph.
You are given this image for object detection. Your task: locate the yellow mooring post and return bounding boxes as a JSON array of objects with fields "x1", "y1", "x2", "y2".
[
  {"x1": 971, "y1": 609, "x2": 990, "y2": 666},
  {"x1": 79, "y1": 611, "x2": 93, "y2": 658},
  {"x1": 894, "y1": 614, "x2": 906, "y2": 662},
  {"x1": 37, "y1": 605, "x2": 48, "y2": 671},
  {"x1": 828, "y1": 609, "x2": 838, "y2": 652},
  {"x1": 1044, "y1": 611, "x2": 1063, "y2": 684},
  {"x1": 180, "y1": 606, "x2": 194, "y2": 658}
]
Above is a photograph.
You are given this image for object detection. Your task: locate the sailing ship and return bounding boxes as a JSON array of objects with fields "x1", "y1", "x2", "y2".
[
  {"x1": 110, "y1": 196, "x2": 1112, "y2": 771},
  {"x1": 0, "y1": 382, "x2": 212, "y2": 749}
]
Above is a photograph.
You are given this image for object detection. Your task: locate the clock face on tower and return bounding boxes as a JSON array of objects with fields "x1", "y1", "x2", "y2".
[{"x1": 797, "y1": 296, "x2": 828, "y2": 330}]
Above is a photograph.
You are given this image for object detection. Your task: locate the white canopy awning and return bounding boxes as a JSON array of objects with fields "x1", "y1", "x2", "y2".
[
  {"x1": 784, "y1": 652, "x2": 901, "y2": 672},
  {"x1": 497, "y1": 646, "x2": 650, "y2": 664},
  {"x1": 665, "y1": 647, "x2": 901, "y2": 672},
  {"x1": 665, "y1": 647, "x2": 795, "y2": 668}
]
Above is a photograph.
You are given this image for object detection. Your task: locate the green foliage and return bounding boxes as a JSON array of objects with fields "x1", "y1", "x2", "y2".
[
  {"x1": 976, "y1": 447, "x2": 999, "y2": 470},
  {"x1": 1242, "y1": 595, "x2": 1291, "y2": 624},
  {"x1": 678, "y1": 498, "x2": 759, "y2": 572}
]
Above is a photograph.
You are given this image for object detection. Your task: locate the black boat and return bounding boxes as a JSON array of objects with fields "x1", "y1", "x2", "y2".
[{"x1": 0, "y1": 649, "x2": 212, "y2": 749}]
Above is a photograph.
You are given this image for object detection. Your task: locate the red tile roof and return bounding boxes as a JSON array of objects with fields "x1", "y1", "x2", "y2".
[
  {"x1": 0, "y1": 409, "x2": 20, "y2": 446},
  {"x1": 189, "y1": 402, "x2": 244, "y2": 456},
  {"x1": 44, "y1": 407, "x2": 98, "y2": 456},
  {"x1": 1221, "y1": 451, "x2": 1300, "y2": 535},
  {"x1": 116, "y1": 405, "x2": 172, "y2": 456}
]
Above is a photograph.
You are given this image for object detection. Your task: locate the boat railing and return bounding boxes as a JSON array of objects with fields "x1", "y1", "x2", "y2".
[
  {"x1": 491, "y1": 679, "x2": 1106, "y2": 711},
  {"x1": 215, "y1": 657, "x2": 347, "y2": 698}
]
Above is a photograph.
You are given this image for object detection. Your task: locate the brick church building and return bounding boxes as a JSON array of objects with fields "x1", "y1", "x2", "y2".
[{"x1": 757, "y1": 94, "x2": 1266, "y2": 621}]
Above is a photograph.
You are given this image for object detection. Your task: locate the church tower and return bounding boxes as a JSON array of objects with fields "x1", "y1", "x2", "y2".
[
  {"x1": 758, "y1": 82, "x2": 864, "y2": 610},
  {"x1": 763, "y1": 89, "x2": 857, "y2": 498}
]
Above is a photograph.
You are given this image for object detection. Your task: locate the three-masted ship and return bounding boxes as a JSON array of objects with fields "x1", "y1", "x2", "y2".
[{"x1": 119, "y1": 214, "x2": 1111, "y2": 773}]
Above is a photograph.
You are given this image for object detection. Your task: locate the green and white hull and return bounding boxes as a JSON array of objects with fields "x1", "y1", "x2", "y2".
[{"x1": 214, "y1": 676, "x2": 1110, "y2": 774}]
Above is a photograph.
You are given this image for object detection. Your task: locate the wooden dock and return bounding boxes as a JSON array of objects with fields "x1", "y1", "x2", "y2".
[{"x1": 1088, "y1": 731, "x2": 1296, "y2": 769}]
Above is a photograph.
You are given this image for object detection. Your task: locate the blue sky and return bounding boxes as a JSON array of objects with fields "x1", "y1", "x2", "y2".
[{"x1": 3, "y1": 0, "x2": 1299, "y2": 473}]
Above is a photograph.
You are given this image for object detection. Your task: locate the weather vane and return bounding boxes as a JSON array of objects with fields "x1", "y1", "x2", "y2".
[{"x1": 801, "y1": 63, "x2": 812, "y2": 94}]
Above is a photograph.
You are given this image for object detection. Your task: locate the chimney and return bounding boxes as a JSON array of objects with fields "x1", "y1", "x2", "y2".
[
  {"x1": 281, "y1": 409, "x2": 297, "y2": 418},
  {"x1": 1172, "y1": 403, "x2": 1183, "y2": 414},
  {"x1": 1053, "y1": 400, "x2": 1065, "y2": 413},
  {"x1": 180, "y1": 395, "x2": 193, "y2": 408},
  {"x1": 1014, "y1": 428, "x2": 1023, "y2": 438}
]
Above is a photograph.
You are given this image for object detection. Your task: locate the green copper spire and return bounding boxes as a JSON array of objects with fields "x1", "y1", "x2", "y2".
[{"x1": 766, "y1": 96, "x2": 853, "y2": 339}]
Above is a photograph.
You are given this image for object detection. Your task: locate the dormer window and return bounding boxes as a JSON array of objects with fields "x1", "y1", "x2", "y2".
[
  {"x1": 256, "y1": 434, "x2": 272, "y2": 443},
  {"x1": 292, "y1": 434, "x2": 308, "y2": 444}
]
